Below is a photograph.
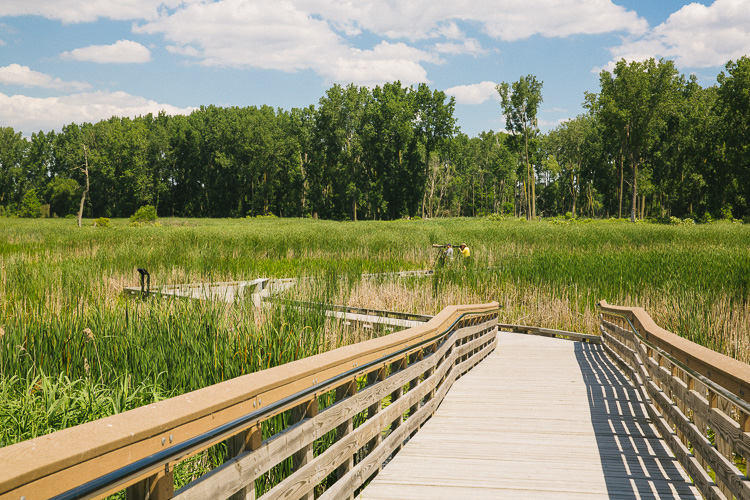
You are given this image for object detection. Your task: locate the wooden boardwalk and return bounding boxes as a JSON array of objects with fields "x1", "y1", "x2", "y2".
[{"x1": 362, "y1": 332, "x2": 701, "y2": 499}]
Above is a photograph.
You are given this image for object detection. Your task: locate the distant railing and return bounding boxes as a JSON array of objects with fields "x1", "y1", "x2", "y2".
[
  {"x1": 0, "y1": 302, "x2": 498, "y2": 500},
  {"x1": 598, "y1": 300, "x2": 750, "y2": 500},
  {"x1": 497, "y1": 323, "x2": 601, "y2": 343}
]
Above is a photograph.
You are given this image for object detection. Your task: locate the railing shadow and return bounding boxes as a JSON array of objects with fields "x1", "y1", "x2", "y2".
[{"x1": 573, "y1": 342, "x2": 700, "y2": 499}]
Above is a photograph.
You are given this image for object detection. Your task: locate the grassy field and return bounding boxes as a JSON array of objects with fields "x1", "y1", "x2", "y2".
[{"x1": 2, "y1": 216, "x2": 749, "y2": 489}]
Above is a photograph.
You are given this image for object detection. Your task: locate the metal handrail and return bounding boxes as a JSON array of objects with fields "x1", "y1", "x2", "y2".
[
  {"x1": 52, "y1": 307, "x2": 498, "y2": 500},
  {"x1": 598, "y1": 307, "x2": 750, "y2": 416}
]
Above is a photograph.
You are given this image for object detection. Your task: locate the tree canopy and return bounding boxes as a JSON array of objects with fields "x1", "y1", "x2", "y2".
[{"x1": 2, "y1": 61, "x2": 750, "y2": 222}]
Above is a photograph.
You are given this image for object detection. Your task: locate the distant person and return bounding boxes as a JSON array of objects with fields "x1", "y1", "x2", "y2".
[
  {"x1": 459, "y1": 243, "x2": 471, "y2": 258},
  {"x1": 445, "y1": 243, "x2": 454, "y2": 261}
]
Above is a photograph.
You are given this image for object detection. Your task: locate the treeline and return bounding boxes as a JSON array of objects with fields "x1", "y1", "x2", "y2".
[{"x1": 1, "y1": 56, "x2": 750, "y2": 221}]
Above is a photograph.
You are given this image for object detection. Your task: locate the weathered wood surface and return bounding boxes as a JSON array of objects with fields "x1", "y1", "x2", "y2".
[{"x1": 362, "y1": 332, "x2": 701, "y2": 499}]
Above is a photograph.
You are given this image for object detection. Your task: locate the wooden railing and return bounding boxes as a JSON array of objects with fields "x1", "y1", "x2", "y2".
[
  {"x1": 598, "y1": 300, "x2": 750, "y2": 500},
  {"x1": 0, "y1": 302, "x2": 498, "y2": 500},
  {"x1": 497, "y1": 323, "x2": 601, "y2": 343}
]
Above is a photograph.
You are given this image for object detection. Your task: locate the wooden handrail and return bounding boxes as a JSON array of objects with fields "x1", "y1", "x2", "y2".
[
  {"x1": 599, "y1": 300, "x2": 750, "y2": 403},
  {"x1": 598, "y1": 302, "x2": 750, "y2": 500},
  {"x1": 497, "y1": 323, "x2": 600, "y2": 343},
  {"x1": 0, "y1": 302, "x2": 498, "y2": 500}
]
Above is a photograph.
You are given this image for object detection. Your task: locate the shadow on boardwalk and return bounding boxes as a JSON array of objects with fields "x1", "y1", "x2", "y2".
[{"x1": 574, "y1": 342, "x2": 699, "y2": 499}]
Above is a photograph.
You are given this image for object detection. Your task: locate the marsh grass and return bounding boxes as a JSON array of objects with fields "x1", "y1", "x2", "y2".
[{"x1": 2, "y1": 217, "x2": 750, "y2": 491}]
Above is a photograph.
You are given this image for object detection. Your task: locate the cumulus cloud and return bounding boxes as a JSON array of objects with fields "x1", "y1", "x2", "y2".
[
  {"x1": 0, "y1": 64, "x2": 91, "y2": 91},
  {"x1": 0, "y1": 0, "x2": 182, "y2": 23},
  {"x1": 434, "y1": 38, "x2": 486, "y2": 56},
  {"x1": 61, "y1": 40, "x2": 152, "y2": 63},
  {"x1": 301, "y1": 0, "x2": 647, "y2": 41},
  {"x1": 0, "y1": 90, "x2": 194, "y2": 135},
  {"x1": 444, "y1": 81, "x2": 499, "y2": 105},
  {"x1": 603, "y1": 0, "x2": 750, "y2": 70},
  {"x1": 135, "y1": 0, "x2": 437, "y2": 85}
]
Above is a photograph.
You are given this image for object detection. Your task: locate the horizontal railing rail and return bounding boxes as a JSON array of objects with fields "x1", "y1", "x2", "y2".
[
  {"x1": 264, "y1": 298, "x2": 434, "y2": 323},
  {"x1": 0, "y1": 302, "x2": 498, "y2": 500},
  {"x1": 598, "y1": 300, "x2": 750, "y2": 500},
  {"x1": 497, "y1": 323, "x2": 601, "y2": 343}
]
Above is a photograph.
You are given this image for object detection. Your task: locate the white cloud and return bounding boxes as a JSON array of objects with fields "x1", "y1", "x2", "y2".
[
  {"x1": 135, "y1": 0, "x2": 437, "y2": 85},
  {"x1": 444, "y1": 81, "x2": 499, "y2": 105},
  {"x1": 61, "y1": 40, "x2": 152, "y2": 63},
  {"x1": 0, "y1": 0, "x2": 182, "y2": 23},
  {"x1": 300, "y1": 0, "x2": 647, "y2": 41},
  {"x1": 0, "y1": 64, "x2": 91, "y2": 91},
  {"x1": 0, "y1": 90, "x2": 194, "y2": 135},
  {"x1": 604, "y1": 0, "x2": 750, "y2": 70},
  {"x1": 434, "y1": 38, "x2": 486, "y2": 56}
]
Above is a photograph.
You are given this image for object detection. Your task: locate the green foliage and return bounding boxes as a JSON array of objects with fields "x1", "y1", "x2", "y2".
[
  {"x1": 18, "y1": 189, "x2": 42, "y2": 218},
  {"x1": 93, "y1": 217, "x2": 110, "y2": 227},
  {"x1": 2, "y1": 216, "x2": 750, "y2": 493},
  {"x1": 45, "y1": 178, "x2": 80, "y2": 217},
  {"x1": 720, "y1": 204, "x2": 734, "y2": 220},
  {"x1": 130, "y1": 205, "x2": 157, "y2": 224}
]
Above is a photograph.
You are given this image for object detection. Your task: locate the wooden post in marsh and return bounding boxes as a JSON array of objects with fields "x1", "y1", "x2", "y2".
[
  {"x1": 126, "y1": 468, "x2": 174, "y2": 500},
  {"x1": 227, "y1": 424, "x2": 263, "y2": 500},
  {"x1": 292, "y1": 397, "x2": 319, "y2": 500}
]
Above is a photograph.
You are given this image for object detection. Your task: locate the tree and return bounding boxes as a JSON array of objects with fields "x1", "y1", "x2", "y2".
[
  {"x1": 0, "y1": 127, "x2": 29, "y2": 211},
  {"x1": 18, "y1": 189, "x2": 42, "y2": 218},
  {"x1": 45, "y1": 178, "x2": 80, "y2": 217},
  {"x1": 497, "y1": 76, "x2": 543, "y2": 219},
  {"x1": 545, "y1": 115, "x2": 596, "y2": 217},
  {"x1": 588, "y1": 58, "x2": 680, "y2": 221},
  {"x1": 717, "y1": 57, "x2": 750, "y2": 218}
]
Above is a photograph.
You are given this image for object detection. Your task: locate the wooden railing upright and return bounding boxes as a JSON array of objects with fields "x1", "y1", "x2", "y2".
[
  {"x1": 599, "y1": 300, "x2": 750, "y2": 500},
  {"x1": 0, "y1": 302, "x2": 498, "y2": 500}
]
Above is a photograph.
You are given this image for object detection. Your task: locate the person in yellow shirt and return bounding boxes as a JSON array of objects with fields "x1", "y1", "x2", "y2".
[{"x1": 459, "y1": 243, "x2": 471, "y2": 258}]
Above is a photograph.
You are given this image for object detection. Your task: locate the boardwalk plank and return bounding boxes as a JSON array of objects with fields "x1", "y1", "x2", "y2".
[{"x1": 361, "y1": 332, "x2": 701, "y2": 499}]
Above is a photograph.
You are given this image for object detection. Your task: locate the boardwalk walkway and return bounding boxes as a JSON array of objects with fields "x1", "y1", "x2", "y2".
[{"x1": 362, "y1": 332, "x2": 701, "y2": 499}]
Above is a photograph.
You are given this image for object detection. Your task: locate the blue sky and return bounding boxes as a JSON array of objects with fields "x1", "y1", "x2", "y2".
[{"x1": 1, "y1": 0, "x2": 749, "y2": 137}]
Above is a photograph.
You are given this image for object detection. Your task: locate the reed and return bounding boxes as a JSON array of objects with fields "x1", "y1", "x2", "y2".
[{"x1": 2, "y1": 216, "x2": 749, "y2": 490}]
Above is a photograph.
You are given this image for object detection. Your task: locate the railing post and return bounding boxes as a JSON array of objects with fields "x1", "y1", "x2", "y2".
[
  {"x1": 126, "y1": 467, "x2": 174, "y2": 500},
  {"x1": 365, "y1": 366, "x2": 386, "y2": 468},
  {"x1": 389, "y1": 357, "x2": 407, "y2": 454},
  {"x1": 292, "y1": 397, "x2": 319, "y2": 500},
  {"x1": 335, "y1": 379, "x2": 358, "y2": 493},
  {"x1": 227, "y1": 424, "x2": 263, "y2": 500},
  {"x1": 407, "y1": 350, "x2": 423, "y2": 433}
]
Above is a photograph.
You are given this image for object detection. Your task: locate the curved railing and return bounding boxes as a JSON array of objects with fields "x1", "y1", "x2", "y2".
[
  {"x1": 598, "y1": 300, "x2": 750, "y2": 500},
  {"x1": 0, "y1": 302, "x2": 498, "y2": 500}
]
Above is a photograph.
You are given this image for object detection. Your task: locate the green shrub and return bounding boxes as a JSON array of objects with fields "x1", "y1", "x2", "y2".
[
  {"x1": 501, "y1": 201, "x2": 514, "y2": 215},
  {"x1": 130, "y1": 205, "x2": 158, "y2": 224},
  {"x1": 93, "y1": 217, "x2": 110, "y2": 228},
  {"x1": 18, "y1": 189, "x2": 42, "y2": 218},
  {"x1": 720, "y1": 204, "x2": 734, "y2": 220}
]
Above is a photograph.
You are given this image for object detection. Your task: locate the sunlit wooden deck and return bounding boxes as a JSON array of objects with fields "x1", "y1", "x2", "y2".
[{"x1": 362, "y1": 332, "x2": 701, "y2": 499}]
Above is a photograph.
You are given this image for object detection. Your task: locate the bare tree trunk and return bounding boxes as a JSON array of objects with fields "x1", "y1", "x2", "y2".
[
  {"x1": 631, "y1": 160, "x2": 638, "y2": 223},
  {"x1": 618, "y1": 154, "x2": 624, "y2": 219},
  {"x1": 77, "y1": 145, "x2": 90, "y2": 228}
]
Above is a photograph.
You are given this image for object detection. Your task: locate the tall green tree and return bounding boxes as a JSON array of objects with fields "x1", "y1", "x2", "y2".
[
  {"x1": 0, "y1": 127, "x2": 29, "y2": 211},
  {"x1": 717, "y1": 56, "x2": 750, "y2": 218},
  {"x1": 587, "y1": 58, "x2": 680, "y2": 221},
  {"x1": 497, "y1": 75, "x2": 543, "y2": 219}
]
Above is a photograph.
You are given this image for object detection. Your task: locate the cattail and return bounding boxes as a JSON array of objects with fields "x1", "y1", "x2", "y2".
[
  {"x1": 83, "y1": 328, "x2": 94, "y2": 341},
  {"x1": 84, "y1": 357, "x2": 90, "y2": 375}
]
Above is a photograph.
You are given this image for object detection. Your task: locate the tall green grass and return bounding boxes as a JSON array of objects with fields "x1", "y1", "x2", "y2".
[{"x1": 2, "y1": 216, "x2": 749, "y2": 452}]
